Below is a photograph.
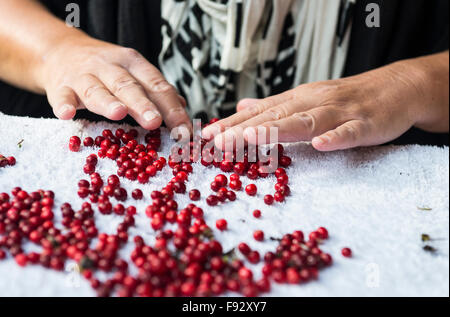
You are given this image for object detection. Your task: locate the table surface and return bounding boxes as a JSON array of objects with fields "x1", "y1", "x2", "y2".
[{"x1": 0, "y1": 112, "x2": 448, "y2": 297}]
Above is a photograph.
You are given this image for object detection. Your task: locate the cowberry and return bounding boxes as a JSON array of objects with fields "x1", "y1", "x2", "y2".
[
  {"x1": 69, "y1": 136, "x2": 81, "y2": 152},
  {"x1": 253, "y1": 209, "x2": 262, "y2": 218},
  {"x1": 253, "y1": 230, "x2": 264, "y2": 241},
  {"x1": 131, "y1": 189, "x2": 143, "y2": 200},
  {"x1": 216, "y1": 219, "x2": 227, "y2": 231},
  {"x1": 245, "y1": 184, "x2": 257, "y2": 196},
  {"x1": 206, "y1": 195, "x2": 219, "y2": 206},
  {"x1": 264, "y1": 194, "x2": 274, "y2": 205},
  {"x1": 341, "y1": 248, "x2": 352, "y2": 258},
  {"x1": 189, "y1": 189, "x2": 201, "y2": 201},
  {"x1": 83, "y1": 137, "x2": 94, "y2": 147}
]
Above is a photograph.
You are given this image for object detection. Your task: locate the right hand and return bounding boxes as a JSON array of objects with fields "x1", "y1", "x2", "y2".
[{"x1": 38, "y1": 35, "x2": 190, "y2": 131}]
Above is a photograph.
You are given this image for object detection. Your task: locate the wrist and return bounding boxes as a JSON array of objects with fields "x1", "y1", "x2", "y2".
[{"x1": 392, "y1": 53, "x2": 449, "y2": 132}]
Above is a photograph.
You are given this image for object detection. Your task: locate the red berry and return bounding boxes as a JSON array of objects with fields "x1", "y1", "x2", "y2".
[
  {"x1": 238, "y1": 243, "x2": 251, "y2": 255},
  {"x1": 229, "y1": 179, "x2": 242, "y2": 191},
  {"x1": 210, "y1": 181, "x2": 221, "y2": 192},
  {"x1": 341, "y1": 248, "x2": 352, "y2": 258},
  {"x1": 279, "y1": 156, "x2": 292, "y2": 167},
  {"x1": 253, "y1": 230, "x2": 264, "y2": 241},
  {"x1": 69, "y1": 136, "x2": 81, "y2": 152},
  {"x1": 189, "y1": 189, "x2": 201, "y2": 201},
  {"x1": 277, "y1": 174, "x2": 289, "y2": 185},
  {"x1": 274, "y1": 191, "x2": 285, "y2": 202},
  {"x1": 253, "y1": 209, "x2": 262, "y2": 218},
  {"x1": 215, "y1": 174, "x2": 228, "y2": 187},
  {"x1": 132, "y1": 189, "x2": 143, "y2": 200},
  {"x1": 206, "y1": 195, "x2": 219, "y2": 206},
  {"x1": 15, "y1": 254, "x2": 28, "y2": 267},
  {"x1": 216, "y1": 219, "x2": 227, "y2": 231},
  {"x1": 317, "y1": 227, "x2": 329, "y2": 240},
  {"x1": 245, "y1": 184, "x2": 257, "y2": 196},
  {"x1": 7, "y1": 156, "x2": 16, "y2": 166},
  {"x1": 83, "y1": 137, "x2": 94, "y2": 147},
  {"x1": 264, "y1": 194, "x2": 274, "y2": 205}
]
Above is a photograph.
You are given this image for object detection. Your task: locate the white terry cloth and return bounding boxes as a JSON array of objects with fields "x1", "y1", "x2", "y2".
[
  {"x1": 159, "y1": 0, "x2": 351, "y2": 118},
  {"x1": 0, "y1": 112, "x2": 448, "y2": 297}
]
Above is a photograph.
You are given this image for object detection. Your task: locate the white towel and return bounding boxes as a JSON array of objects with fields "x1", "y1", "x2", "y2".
[{"x1": 0, "y1": 112, "x2": 448, "y2": 296}]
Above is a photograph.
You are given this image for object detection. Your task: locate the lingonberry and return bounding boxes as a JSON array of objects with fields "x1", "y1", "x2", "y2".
[
  {"x1": 341, "y1": 247, "x2": 352, "y2": 258},
  {"x1": 264, "y1": 194, "x2": 274, "y2": 205},
  {"x1": 206, "y1": 195, "x2": 219, "y2": 206},
  {"x1": 238, "y1": 243, "x2": 251, "y2": 256},
  {"x1": 274, "y1": 191, "x2": 285, "y2": 202},
  {"x1": 317, "y1": 227, "x2": 329, "y2": 240},
  {"x1": 15, "y1": 254, "x2": 28, "y2": 267},
  {"x1": 226, "y1": 190, "x2": 236, "y2": 201},
  {"x1": 69, "y1": 136, "x2": 81, "y2": 152},
  {"x1": 279, "y1": 155, "x2": 292, "y2": 168},
  {"x1": 189, "y1": 189, "x2": 201, "y2": 201},
  {"x1": 86, "y1": 154, "x2": 98, "y2": 165},
  {"x1": 216, "y1": 219, "x2": 227, "y2": 231},
  {"x1": 253, "y1": 230, "x2": 264, "y2": 242},
  {"x1": 247, "y1": 251, "x2": 260, "y2": 264},
  {"x1": 275, "y1": 167, "x2": 286, "y2": 178},
  {"x1": 83, "y1": 164, "x2": 96, "y2": 175},
  {"x1": 253, "y1": 209, "x2": 262, "y2": 218},
  {"x1": 131, "y1": 189, "x2": 143, "y2": 200},
  {"x1": 215, "y1": 174, "x2": 228, "y2": 187},
  {"x1": 277, "y1": 174, "x2": 289, "y2": 185},
  {"x1": 7, "y1": 156, "x2": 16, "y2": 166},
  {"x1": 245, "y1": 184, "x2": 257, "y2": 196},
  {"x1": 229, "y1": 179, "x2": 242, "y2": 191},
  {"x1": 83, "y1": 137, "x2": 94, "y2": 147},
  {"x1": 210, "y1": 181, "x2": 221, "y2": 192},
  {"x1": 114, "y1": 204, "x2": 125, "y2": 215}
]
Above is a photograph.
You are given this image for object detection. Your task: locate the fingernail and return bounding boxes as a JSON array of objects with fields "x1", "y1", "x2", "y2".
[
  {"x1": 313, "y1": 137, "x2": 329, "y2": 146},
  {"x1": 109, "y1": 102, "x2": 127, "y2": 116},
  {"x1": 202, "y1": 125, "x2": 220, "y2": 140},
  {"x1": 59, "y1": 104, "x2": 73, "y2": 117},
  {"x1": 143, "y1": 110, "x2": 161, "y2": 122}
]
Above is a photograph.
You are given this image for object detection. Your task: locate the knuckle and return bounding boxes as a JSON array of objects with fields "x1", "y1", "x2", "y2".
[
  {"x1": 292, "y1": 112, "x2": 316, "y2": 137},
  {"x1": 264, "y1": 108, "x2": 284, "y2": 121},
  {"x1": 83, "y1": 84, "x2": 104, "y2": 100},
  {"x1": 166, "y1": 106, "x2": 188, "y2": 123},
  {"x1": 342, "y1": 124, "x2": 360, "y2": 141},
  {"x1": 111, "y1": 75, "x2": 140, "y2": 95},
  {"x1": 247, "y1": 103, "x2": 267, "y2": 117},
  {"x1": 147, "y1": 77, "x2": 174, "y2": 93},
  {"x1": 121, "y1": 47, "x2": 142, "y2": 60}
]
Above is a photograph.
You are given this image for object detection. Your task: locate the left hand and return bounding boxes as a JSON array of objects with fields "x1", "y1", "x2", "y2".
[{"x1": 203, "y1": 53, "x2": 448, "y2": 151}]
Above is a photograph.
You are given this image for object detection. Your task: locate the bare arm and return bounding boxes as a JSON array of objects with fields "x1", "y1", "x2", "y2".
[
  {"x1": 0, "y1": 0, "x2": 191, "y2": 131},
  {"x1": 0, "y1": 0, "x2": 82, "y2": 92}
]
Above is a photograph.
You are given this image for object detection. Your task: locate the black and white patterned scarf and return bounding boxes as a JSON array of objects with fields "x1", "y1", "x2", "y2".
[{"x1": 159, "y1": 0, "x2": 351, "y2": 120}]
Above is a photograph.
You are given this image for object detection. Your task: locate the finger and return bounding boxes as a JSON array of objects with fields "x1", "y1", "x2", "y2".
[
  {"x1": 244, "y1": 106, "x2": 350, "y2": 145},
  {"x1": 98, "y1": 66, "x2": 163, "y2": 130},
  {"x1": 125, "y1": 50, "x2": 191, "y2": 131},
  {"x1": 178, "y1": 95, "x2": 187, "y2": 108},
  {"x1": 312, "y1": 120, "x2": 370, "y2": 151},
  {"x1": 202, "y1": 91, "x2": 292, "y2": 140},
  {"x1": 47, "y1": 86, "x2": 78, "y2": 120},
  {"x1": 237, "y1": 98, "x2": 259, "y2": 112},
  {"x1": 72, "y1": 74, "x2": 128, "y2": 121}
]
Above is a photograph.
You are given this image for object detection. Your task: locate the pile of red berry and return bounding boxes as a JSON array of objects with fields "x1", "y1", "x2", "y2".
[
  {"x1": 0, "y1": 118, "x2": 352, "y2": 297},
  {"x1": 0, "y1": 154, "x2": 15, "y2": 168}
]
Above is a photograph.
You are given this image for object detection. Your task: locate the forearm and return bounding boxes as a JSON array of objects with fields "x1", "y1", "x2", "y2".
[
  {"x1": 392, "y1": 51, "x2": 449, "y2": 133},
  {"x1": 0, "y1": 0, "x2": 85, "y2": 93}
]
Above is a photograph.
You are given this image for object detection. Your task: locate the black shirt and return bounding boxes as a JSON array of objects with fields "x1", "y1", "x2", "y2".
[{"x1": 0, "y1": 0, "x2": 448, "y2": 146}]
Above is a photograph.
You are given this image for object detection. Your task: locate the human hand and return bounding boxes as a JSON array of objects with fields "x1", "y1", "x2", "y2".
[
  {"x1": 203, "y1": 54, "x2": 449, "y2": 151},
  {"x1": 38, "y1": 35, "x2": 190, "y2": 131}
]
